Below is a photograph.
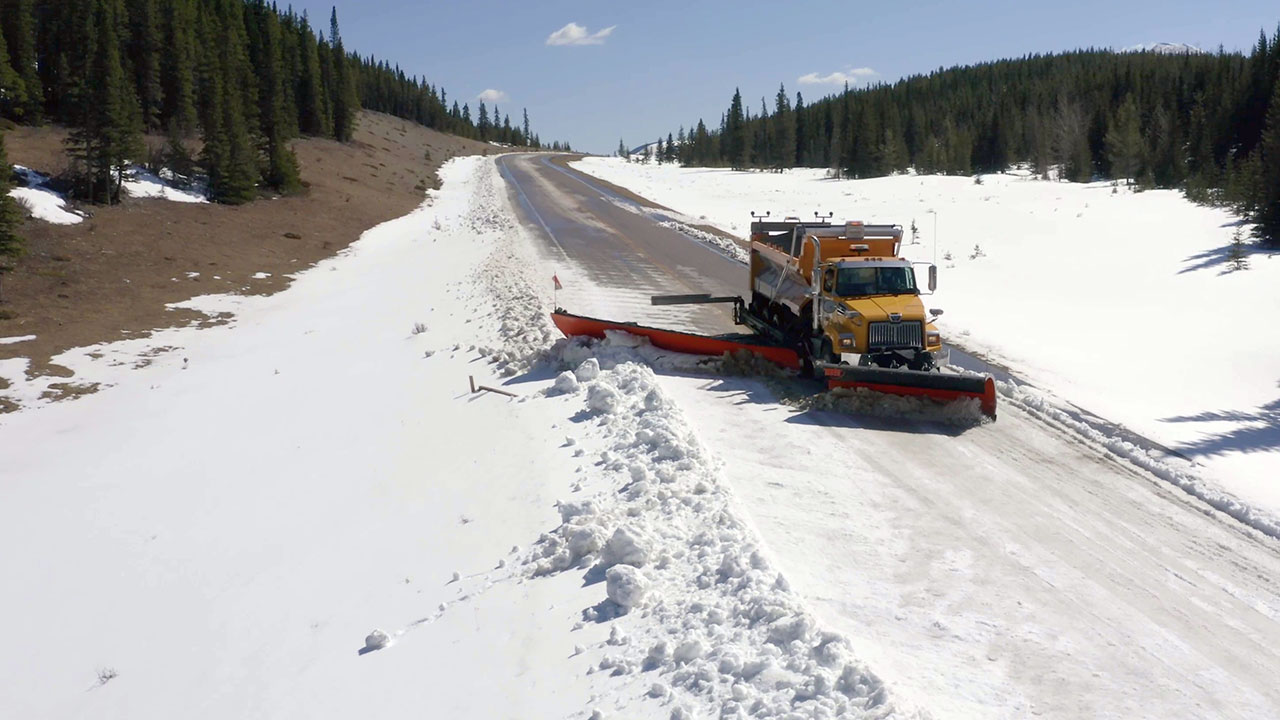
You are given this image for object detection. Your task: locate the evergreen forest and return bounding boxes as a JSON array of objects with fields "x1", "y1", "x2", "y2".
[{"x1": 648, "y1": 34, "x2": 1280, "y2": 245}]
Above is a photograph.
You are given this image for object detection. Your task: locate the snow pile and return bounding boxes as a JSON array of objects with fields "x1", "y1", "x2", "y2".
[
  {"x1": 570, "y1": 156, "x2": 1280, "y2": 528},
  {"x1": 554, "y1": 331, "x2": 720, "y2": 377},
  {"x1": 460, "y1": 167, "x2": 562, "y2": 376},
  {"x1": 525, "y1": 357, "x2": 900, "y2": 719},
  {"x1": 7, "y1": 165, "x2": 84, "y2": 225},
  {"x1": 121, "y1": 166, "x2": 208, "y2": 203},
  {"x1": 795, "y1": 385, "x2": 988, "y2": 427},
  {"x1": 717, "y1": 349, "x2": 789, "y2": 379}
]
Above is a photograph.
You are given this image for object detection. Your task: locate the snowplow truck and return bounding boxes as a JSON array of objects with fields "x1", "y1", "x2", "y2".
[
  {"x1": 745, "y1": 218, "x2": 946, "y2": 372},
  {"x1": 550, "y1": 216, "x2": 997, "y2": 417}
]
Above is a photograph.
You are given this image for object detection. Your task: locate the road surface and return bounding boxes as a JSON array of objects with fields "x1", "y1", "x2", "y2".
[{"x1": 497, "y1": 153, "x2": 1280, "y2": 719}]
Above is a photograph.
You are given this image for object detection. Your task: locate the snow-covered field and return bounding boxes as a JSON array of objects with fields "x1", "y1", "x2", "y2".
[
  {"x1": 571, "y1": 157, "x2": 1280, "y2": 525},
  {"x1": 0, "y1": 157, "x2": 900, "y2": 718}
]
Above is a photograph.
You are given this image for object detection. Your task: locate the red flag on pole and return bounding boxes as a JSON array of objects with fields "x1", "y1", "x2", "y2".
[{"x1": 553, "y1": 274, "x2": 563, "y2": 291}]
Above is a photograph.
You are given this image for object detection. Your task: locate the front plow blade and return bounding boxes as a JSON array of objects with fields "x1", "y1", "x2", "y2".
[
  {"x1": 822, "y1": 365, "x2": 997, "y2": 419},
  {"x1": 550, "y1": 309, "x2": 802, "y2": 369}
]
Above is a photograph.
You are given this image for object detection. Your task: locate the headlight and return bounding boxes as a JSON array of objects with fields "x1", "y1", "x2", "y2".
[
  {"x1": 926, "y1": 331, "x2": 940, "y2": 346},
  {"x1": 839, "y1": 333, "x2": 856, "y2": 348}
]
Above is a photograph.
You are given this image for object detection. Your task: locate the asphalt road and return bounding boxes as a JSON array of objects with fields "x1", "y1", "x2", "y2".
[{"x1": 496, "y1": 153, "x2": 1280, "y2": 719}]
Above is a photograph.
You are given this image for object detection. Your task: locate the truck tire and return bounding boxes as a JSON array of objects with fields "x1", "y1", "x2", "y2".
[{"x1": 819, "y1": 338, "x2": 840, "y2": 365}]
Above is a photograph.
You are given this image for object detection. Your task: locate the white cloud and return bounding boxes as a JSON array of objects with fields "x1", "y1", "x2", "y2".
[
  {"x1": 477, "y1": 89, "x2": 509, "y2": 104},
  {"x1": 546, "y1": 22, "x2": 616, "y2": 46},
  {"x1": 797, "y1": 67, "x2": 878, "y2": 86}
]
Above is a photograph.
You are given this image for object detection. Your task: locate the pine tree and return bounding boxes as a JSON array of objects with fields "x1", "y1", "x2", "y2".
[
  {"x1": 0, "y1": 128, "x2": 23, "y2": 303},
  {"x1": 1255, "y1": 76, "x2": 1280, "y2": 246},
  {"x1": 328, "y1": 7, "x2": 358, "y2": 141},
  {"x1": 793, "y1": 92, "x2": 807, "y2": 166},
  {"x1": 0, "y1": 14, "x2": 26, "y2": 121},
  {"x1": 125, "y1": 0, "x2": 163, "y2": 130},
  {"x1": 197, "y1": 0, "x2": 258, "y2": 204},
  {"x1": 0, "y1": 0, "x2": 41, "y2": 122},
  {"x1": 255, "y1": 1, "x2": 300, "y2": 193},
  {"x1": 295, "y1": 13, "x2": 327, "y2": 135},
  {"x1": 160, "y1": 0, "x2": 197, "y2": 137},
  {"x1": 725, "y1": 88, "x2": 746, "y2": 168},
  {"x1": 1227, "y1": 226, "x2": 1251, "y2": 271},
  {"x1": 522, "y1": 108, "x2": 531, "y2": 146},
  {"x1": 1104, "y1": 96, "x2": 1142, "y2": 184},
  {"x1": 772, "y1": 83, "x2": 795, "y2": 169},
  {"x1": 66, "y1": 0, "x2": 144, "y2": 204}
]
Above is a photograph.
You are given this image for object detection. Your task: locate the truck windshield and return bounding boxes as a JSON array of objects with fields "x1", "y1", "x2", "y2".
[{"x1": 835, "y1": 266, "x2": 917, "y2": 297}]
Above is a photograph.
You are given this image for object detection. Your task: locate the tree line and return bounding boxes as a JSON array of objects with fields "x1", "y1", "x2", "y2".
[
  {"x1": 0, "y1": 0, "x2": 562, "y2": 205},
  {"x1": 649, "y1": 31, "x2": 1280, "y2": 245}
]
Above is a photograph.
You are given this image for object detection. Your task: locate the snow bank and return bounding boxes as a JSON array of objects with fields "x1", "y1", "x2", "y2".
[
  {"x1": 121, "y1": 166, "x2": 208, "y2": 203},
  {"x1": 525, "y1": 355, "x2": 899, "y2": 719},
  {"x1": 571, "y1": 156, "x2": 1280, "y2": 531},
  {"x1": 7, "y1": 166, "x2": 84, "y2": 225}
]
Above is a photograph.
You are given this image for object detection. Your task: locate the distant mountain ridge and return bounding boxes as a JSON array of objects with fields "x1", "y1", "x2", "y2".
[{"x1": 1125, "y1": 42, "x2": 1206, "y2": 55}]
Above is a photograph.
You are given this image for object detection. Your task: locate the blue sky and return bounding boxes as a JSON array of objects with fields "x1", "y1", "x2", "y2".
[{"x1": 289, "y1": 1, "x2": 1279, "y2": 154}]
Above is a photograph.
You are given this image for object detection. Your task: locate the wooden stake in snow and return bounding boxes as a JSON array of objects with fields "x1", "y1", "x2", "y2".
[{"x1": 469, "y1": 375, "x2": 517, "y2": 398}]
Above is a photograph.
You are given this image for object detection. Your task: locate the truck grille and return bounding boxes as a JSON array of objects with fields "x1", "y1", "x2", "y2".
[{"x1": 869, "y1": 321, "x2": 923, "y2": 350}]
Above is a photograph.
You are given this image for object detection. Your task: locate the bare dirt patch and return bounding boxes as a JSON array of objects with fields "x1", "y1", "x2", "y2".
[{"x1": 1, "y1": 111, "x2": 496, "y2": 404}]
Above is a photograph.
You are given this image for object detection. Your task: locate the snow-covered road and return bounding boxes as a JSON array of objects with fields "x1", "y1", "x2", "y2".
[
  {"x1": 4, "y1": 152, "x2": 1278, "y2": 719},
  {"x1": 501, "y1": 154, "x2": 1280, "y2": 718},
  {"x1": 665, "y1": 375, "x2": 1280, "y2": 718}
]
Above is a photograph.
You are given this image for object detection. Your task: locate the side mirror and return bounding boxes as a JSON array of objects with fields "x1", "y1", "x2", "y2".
[{"x1": 928, "y1": 265, "x2": 937, "y2": 292}]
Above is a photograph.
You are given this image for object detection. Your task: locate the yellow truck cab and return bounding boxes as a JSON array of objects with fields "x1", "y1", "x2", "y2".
[{"x1": 748, "y1": 219, "x2": 947, "y2": 371}]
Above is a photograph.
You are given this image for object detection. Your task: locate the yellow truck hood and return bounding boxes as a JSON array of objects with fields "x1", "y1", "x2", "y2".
[{"x1": 844, "y1": 295, "x2": 925, "y2": 321}]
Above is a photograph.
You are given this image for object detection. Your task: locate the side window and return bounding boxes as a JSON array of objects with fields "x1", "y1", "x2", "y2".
[{"x1": 823, "y1": 268, "x2": 836, "y2": 293}]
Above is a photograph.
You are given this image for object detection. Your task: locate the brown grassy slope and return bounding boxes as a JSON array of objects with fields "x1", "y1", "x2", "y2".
[{"x1": 0, "y1": 111, "x2": 494, "y2": 379}]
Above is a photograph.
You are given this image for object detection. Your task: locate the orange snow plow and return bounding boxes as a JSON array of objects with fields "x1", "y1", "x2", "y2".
[{"x1": 550, "y1": 307, "x2": 997, "y2": 419}]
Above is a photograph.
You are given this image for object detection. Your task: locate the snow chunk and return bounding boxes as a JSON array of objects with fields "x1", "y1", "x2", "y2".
[
  {"x1": 574, "y1": 358, "x2": 601, "y2": 381},
  {"x1": 567, "y1": 525, "x2": 606, "y2": 564},
  {"x1": 601, "y1": 526, "x2": 650, "y2": 568},
  {"x1": 673, "y1": 638, "x2": 707, "y2": 664},
  {"x1": 605, "y1": 565, "x2": 650, "y2": 609},
  {"x1": 551, "y1": 371, "x2": 580, "y2": 395},
  {"x1": 557, "y1": 499, "x2": 598, "y2": 524},
  {"x1": 586, "y1": 383, "x2": 621, "y2": 414},
  {"x1": 363, "y1": 629, "x2": 390, "y2": 652}
]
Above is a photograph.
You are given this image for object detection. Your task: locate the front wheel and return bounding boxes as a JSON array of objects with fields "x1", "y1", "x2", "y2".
[{"x1": 819, "y1": 338, "x2": 840, "y2": 365}]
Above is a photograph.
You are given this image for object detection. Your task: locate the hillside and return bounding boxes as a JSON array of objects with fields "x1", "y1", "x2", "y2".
[{"x1": 0, "y1": 110, "x2": 493, "y2": 407}]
